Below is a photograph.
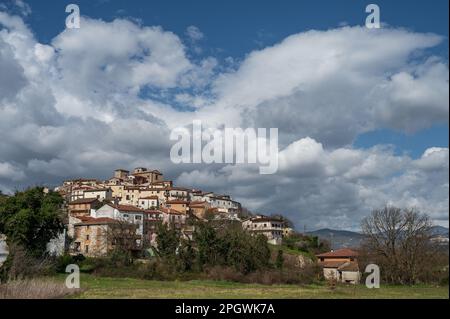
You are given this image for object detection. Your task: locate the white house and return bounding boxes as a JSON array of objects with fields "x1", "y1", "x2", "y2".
[
  {"x1": 138, "y1": 196, "x2": 159, "y2": 209},
  {"x1": 92, "y1": 203, "x2": 147, "y2": 245},
  {"x1": 242, "y1": 215, "x2": 284, "y2": 245},
  {"x1": 84, "y1": 188, "x2": 113, "y2": 201}
]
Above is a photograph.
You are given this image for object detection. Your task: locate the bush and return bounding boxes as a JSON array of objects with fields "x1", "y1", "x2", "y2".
[
  {"x1": 54, "y1": 254, "x2": 75, "y2": 273},
  {"x1": 0, "y1": 244, "x2": 55, "y2": 281},
  {"x1": 204, "y1": 264, "x2": 319, "y2": 285}
]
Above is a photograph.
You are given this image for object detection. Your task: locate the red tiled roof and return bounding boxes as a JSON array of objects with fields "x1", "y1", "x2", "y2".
[
  {"x1": 316, "y1": 248, "x2": 359, "y2": 258},
  {"x1": 143, "y1": 209, "x2": 162, "y2": 214},
  {"x1": 69, "y1": 198, "x2": 99, "y2": 205},
  {"x1": 159, "y1": 207, "x2": 184, "y2": 215},
  {"x1": 75, "y1": 216, "x2": 118, "y2": 225},
  {"x1": 102, "y1": 202, "x2": 143, "y2": 212},
  {"x1": 166, "y1": 200, "x2": 189, "y2": 204},
  {"x1": 115, "y1": 204, "x2": 144, "y2": 212}
]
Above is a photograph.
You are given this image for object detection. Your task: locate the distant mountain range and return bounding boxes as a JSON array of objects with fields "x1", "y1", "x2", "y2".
[
  {"x1": 306, "y1": 228, "x2": 366, "y2": 249},
  {"x1": 307, "y1": 226, "x2": 449, "y2": 249}
]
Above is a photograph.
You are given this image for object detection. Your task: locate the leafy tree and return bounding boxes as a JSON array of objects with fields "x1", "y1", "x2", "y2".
[
  {"x1": 196, "y1": 223, "x2": 271, "y2": 274},
  {"x1": 252, "y1": 234, "x2": 271, "y2": 269},
  {"x1": 194, "y1": 222, "x2": 221, "y2": 267},
  {"x1": 155, "y1": 222, "x2": 179, "y2": 259},
  {"x1": 0, "y1": 187, "x2": 64, "y2": 257},
  {"x1": 276, "y1": 249, "x2": 284, "y2": 269},
  {"x1": 177, "y1": 239, "x2": 196, "y2": 272}
]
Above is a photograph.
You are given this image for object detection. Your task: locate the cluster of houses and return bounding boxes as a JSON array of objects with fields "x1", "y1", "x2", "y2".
[
  {"x1": 57, "y1": 167, "x2": 293, "y2": 258},
  {"x1": 54, "y1": 167, "x2": 361, "y2": 283},
  {"x1": 0, "y1": 166, "x2": 364, "y2": 284}
]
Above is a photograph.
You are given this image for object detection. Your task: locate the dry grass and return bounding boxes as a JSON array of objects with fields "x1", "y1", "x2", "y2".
[{"x1": 0, "y1": 278, "x2": 80, "y2": 299}]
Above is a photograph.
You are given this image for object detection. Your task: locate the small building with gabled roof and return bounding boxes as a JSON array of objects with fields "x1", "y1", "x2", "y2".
[{"x1": 316, "y1": 248, "x2": 360, "y2": 284}]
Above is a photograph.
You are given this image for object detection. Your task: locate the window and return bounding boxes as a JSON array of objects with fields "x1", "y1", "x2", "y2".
[
  {"x1": 135, "y1": 215, "x2": 142, "y2": 221},
  {"x1": 86, "y1": 235, "x2": 89, "y2": 240},
  {"x1": 85, "y1": 245, "x2": 89, "y2": 253},
  {"x1": 123, "y1": 214, "x2": 129, "y2": 218},
  {"x1": 126, "y1": 195, "x2": 130, "y2": 200}
]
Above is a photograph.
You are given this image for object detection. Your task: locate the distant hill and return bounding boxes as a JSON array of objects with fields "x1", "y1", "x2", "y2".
[
  {"x1": 306, "y1": 228, "x2": 365, "y2": 249},
  {"x1": 307, "y1": 226, "x2": 449, "y2": 249},
  {"x1": 430, "y1": 226, "x2": 449, "y2": 237}
]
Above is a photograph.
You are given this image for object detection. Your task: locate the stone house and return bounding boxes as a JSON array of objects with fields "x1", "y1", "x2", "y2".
[
  {"x1": 316, "y1": 248, "x2": 360, "y2": 284},
  {"x1": 72, "y1": 216, "x2": 138, "y2": 257}
]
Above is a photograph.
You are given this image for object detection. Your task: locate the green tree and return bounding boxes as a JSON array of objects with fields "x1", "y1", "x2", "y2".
[
  {"x1": 177, "y1": 239, "x2": 196, "y2": 272},
  {"x1": 276, "y1": 249, "x2": 284, "y2": 269},
  {"x1": 194, "y1": 222, "x2": 221, "y2": 267},
  {"x1": 155, "y1": 222, "x2": 179, "y2": 259},
  {"x1": 252, "y1": 234, "x2": 271, "y2": 269},
  {"x1": 0, "y1": 187, "x2": 64, "y2": 257}
]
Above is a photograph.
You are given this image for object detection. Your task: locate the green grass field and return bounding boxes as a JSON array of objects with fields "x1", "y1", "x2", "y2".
[{"x1": 68, "y1": 274, "x2": 449, "y2": 299}]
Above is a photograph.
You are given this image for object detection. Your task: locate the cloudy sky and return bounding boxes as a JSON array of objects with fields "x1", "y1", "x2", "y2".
[{"x1": 0, "y1": 0, "x2": 448, "y2": 230}]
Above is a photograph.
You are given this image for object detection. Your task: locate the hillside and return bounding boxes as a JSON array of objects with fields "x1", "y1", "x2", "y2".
[
  {"x1": 307, "y1": 226, "x2": 449, "y2": 249},
  {"x1": 306, "y1": 228, "x2": 365, "y2": 249}
]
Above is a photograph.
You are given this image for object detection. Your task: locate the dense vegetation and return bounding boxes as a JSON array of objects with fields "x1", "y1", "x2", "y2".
[
  {"x1": 0, "y1": 187, "x2": 64, "y2": 281},
  {"x1": 52, "y1": 220, "x2": 319, "y2": 285}
]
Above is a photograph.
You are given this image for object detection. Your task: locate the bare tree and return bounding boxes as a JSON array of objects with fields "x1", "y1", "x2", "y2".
[
  {"x1": 361, "y1": 206, "x2": 437, "y2": 284},
  {"x1": 106, "y1": 220, "x2": 139, "y2": 258}
]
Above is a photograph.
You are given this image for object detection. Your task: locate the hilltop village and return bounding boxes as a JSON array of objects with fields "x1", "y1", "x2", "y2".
[{"x1": 56, "y1": 167, "x2": 294, "y2": 258}]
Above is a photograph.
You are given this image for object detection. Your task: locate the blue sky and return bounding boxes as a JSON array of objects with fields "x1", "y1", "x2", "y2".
[
  {"x1": 0, "y1": 0, "x2": 448, "y2": 229},
  {"x1": 20, "y1": 0, "x2": 449, "y2": 158}
]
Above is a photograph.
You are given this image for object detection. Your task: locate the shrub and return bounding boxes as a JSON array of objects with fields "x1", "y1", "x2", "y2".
[
  {"x1": 204, "y1": 264, "x2": 319, "y2": 285},
  {"x1": 54, "y1": 254, "x2": 75, "y2": 273},
  {"x1": 0, "y1": 244, "x2": 55, "y2": 281}
]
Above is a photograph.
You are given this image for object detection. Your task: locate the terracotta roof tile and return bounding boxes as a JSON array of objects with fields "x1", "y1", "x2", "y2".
[
  {"x1": 316, "y1": 248, "x2": 359, "y2": 258},
  {"x1": 69, "y1": 198, "x2": 99, "y2": 205}
]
